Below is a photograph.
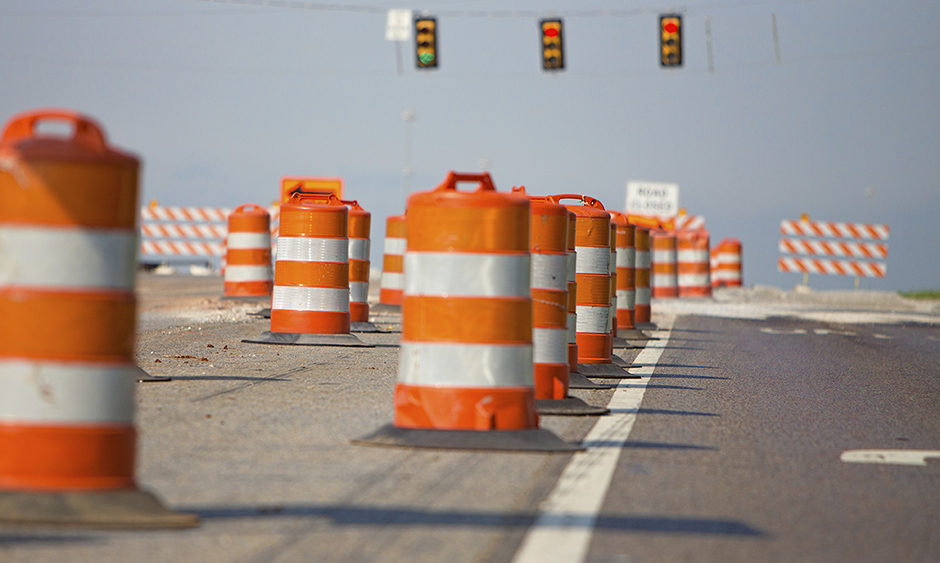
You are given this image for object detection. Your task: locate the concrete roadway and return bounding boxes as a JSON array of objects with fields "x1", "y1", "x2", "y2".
[{"x1": 1, "y1": 275, "x2": 938, "y2": 562}]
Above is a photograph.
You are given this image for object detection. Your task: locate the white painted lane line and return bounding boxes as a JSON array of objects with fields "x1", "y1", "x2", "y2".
[
  {"x1": 760, "y1": 328, "x2": 807, "y2": 335},
  {"x1": 840, "y1": 450, "x2": 940, "y2": 466},
  {"x1": 814, "y1": 328, "x2": 856, "y2": 336},
  {"x1": 872, "y1": 333, "x2": 893, "y2": 339},
  {"x1": 511, "y1": 315, "x2": 676, "y2": 563}
]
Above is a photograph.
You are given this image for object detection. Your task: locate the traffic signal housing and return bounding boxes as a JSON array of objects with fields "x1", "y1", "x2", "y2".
[
  {"x1": 415, "y1": 17, "x2": 438, "y2": 69},
  {"x1": 540, "y1": 19, "x2": 564, "y2": 71},
  {"x1": 660, "y1": 15, "x2": 682, "y2": 67}
]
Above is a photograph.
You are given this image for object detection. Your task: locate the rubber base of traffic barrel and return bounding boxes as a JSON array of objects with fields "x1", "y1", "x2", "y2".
[
  {"x1": 612, "y1": 336, "x2": 642, "y2": 349},
  {"x1": 634, "y1": 322, "x2": 658, "y2": 331},
  {"x1": 568, "y1": 372, "x2": 615, "y2": 389},
  {"x1": 243, "y1": 332, "x2": 372, "y2": 347},
  {"x1": 249, "y1": 308, "x2": 271, "y2": 318},
  {"x1": 352, "y1": 424, "x2": 583, "y2": 452},
  {"x1": 578, "y1": 361, "x2": 640, "y2": 378},
  {"x1": 350, "y1": 321, "x2": 384, "y2": 333},
  {"x1": 536, "y1": 397, "x2": 609, "y2": 416},
  {"x1": 616, "y1": 328, "x2": 657, "y2": 340},
  {"x1": 611, "y1": 355, "x2": 641, "y2": 369},
  {"x1": 135, "y1": 366, "x2": 170, "y2": 383},
  {"x1": 0, "y1": 490, "x2": 199, "y2": 528}
]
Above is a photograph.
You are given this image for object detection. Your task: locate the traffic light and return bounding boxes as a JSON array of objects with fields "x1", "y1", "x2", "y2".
[
  {"x1": 540, "y1": 19, "x2": 564, "y2": 71},
  {"x1": 660, "y1": 15, "x2": 682, "y2": 67},
  {"x1": 415, "y1": 17, "x2": 438, "y2": 69}
]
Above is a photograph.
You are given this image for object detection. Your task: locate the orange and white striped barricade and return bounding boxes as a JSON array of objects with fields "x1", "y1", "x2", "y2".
[
  {"x1": 377, "y1": 214, "x2": 406, "y2": 310},
  {"x1": 244, "y1": 192, "x2": 369, "y2": 347},
  {"x1": 549, "y1": 195, "x2": 635, "y2": 378},
  {"x1": 632, "y1": 225, "x2": 656, "y2": 330},
  {"x1": 714, "y1": 237, "x2": 743, "y2": 287},
  {"x1": 512, "y1": 188, "x2": 608, "y2": 414},
  {"x1": 223, "y1": 204, "x2": 273, "y2": 298},
  {"x1": 355, "y1": 172, "x2": 578, "y2": 452},
  {"x1": 778, "y1": 219, "x2": 886, "y2": 286},
  {"x1": 140, "y1": 205, "x2": 229, "y2": 268},
  {"x1": 0, "y1": 109, "x2": 196, "y2": 527},
  {"x1": 674, "y1": 213, "x2": 706, "y2": 232},
  {"x1": 342, "y1": 200, "x2": 380, "y2": 332},
  {"x1": 677, "y1": 230, "x2": 712, "y2": 297},
  {"x1": 650, "y1": 231, "x2": 679, "y2": 298}
]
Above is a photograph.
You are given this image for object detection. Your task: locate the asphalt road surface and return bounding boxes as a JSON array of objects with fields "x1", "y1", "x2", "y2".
[{"x1": 1, "y1": 275, "x2": 938, "y2": 562}]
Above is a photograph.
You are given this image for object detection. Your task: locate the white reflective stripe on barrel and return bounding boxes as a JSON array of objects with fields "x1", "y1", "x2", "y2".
[
  {"x1": 652, "y1": 249, "x2": 676, "y2": 262},
  {"x1": 616, "y1": 247, "x2": 636, "y2": 267},
  {"x1": 404, "y1": 252, "x2": 530, "y2": 297},
  {"x1": 384, "y1": 237, "x2": 406, "y2": 254},
  {"x1": 567, "y1": 251, "x2": 577, "y2": 281},
  {"x1": 277, "y1": 237, "x2": 347, "y2": 263},
  {"x1": 533, "y1": 327, "x2": 569, "y2": 364},
  {"x1": 531, "y1": 253, "x2": 568, "y2": 291},
  {"x1": 398, "y1": 342, "x2": 533, "y2": 387},
  {"x1": 616, "y1": 289, "x2": 636, "y2": 308},
  {"x1": 652, "y1": 274, "x2": 677, "y2": 287},
  {"x1": 224, "y1": 265, "x2": 272, "y2": 282},
  {"x1": 381, "y1": 272, "x2": 403, "y2": 289},
  {"x1": 0, "y1": 225, "x2": 136, "y2": 289},
  {"x1": 636, "y1": 287, "x2": 651, "y2": 303},
  {"x1": 567, "y1": 313, "x2": 577, "y2": 342},
  {"x1": 719, "y1": 254, "x2": 742, "y2": 265},
  {"x1": 575, "y1": 246, "x2": 609, "y2": 274},
  {"x1": 227, "y1": 232, "x2": 270, "y2": 249},
  {"x1": 678, "y1": 249, "x2": 709, "y2": 263},
  {"x1": 349, "y1": 281, "x2": 369, "y2": 303},
  {"x1": 714, "y1": 270, "x2": 741, "y2": 282},
  {"x1": 272, "y1": 286, "x2": 349, "y2": 312},
  {"x1": 636, "y1": 250, "x2": 650, "y2": 269},
  {"x1": 679, "y1": 273, "x2": 710, "y2": 286},
  {"x1": 0, "y1": 361, "x2": 136, "y2": 423},
  {"x1": 348, "y1": 238, "x2": 370, "y2": 261},
  {"x1": 576, "y1": 305, "x2": 609, "y2": 333}
]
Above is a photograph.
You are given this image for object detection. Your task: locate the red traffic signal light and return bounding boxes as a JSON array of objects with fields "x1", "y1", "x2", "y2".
[
  {"x1": 540, "y1": 19, "x2": 564, "y2": 71},
  {"x1": 660, "y1": 15, "x2": 682, "y2": 67}
]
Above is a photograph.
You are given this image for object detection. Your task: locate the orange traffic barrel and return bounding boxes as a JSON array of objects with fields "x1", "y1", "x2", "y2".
[
  {"x1": 633, "y1": 225, "x2": 654, "y2": 327},
  {"x1": 549, "y1": 195, "x2": 634, "y2": 378},
  {"x1": 379, "y1": 214, "x2": 406, "y2": 307},
  {"x1": 342, "y1": 200, "x2": 378, "y2": 331},
  {"x1": 561, "y1": 209, "x2": 610, "y2": 391},
  {"x1": 354, "y1": 172, "x2": 578, "y2": 452},
  {"x1": 511, "y1": 187, "x2": 608, "y2": 415},
  {"x1": 610, "y1": 212, "x2": 651, "y2": 341},
  {"x1": 713, "y1": 237, "x2": 743, "y2": 287},
  {"x1": 565, "y1": 209, "x2": 578, "y2": 375},
  {"x1": 610, "y1": 211, "x2": 635, "y2": 328},
  {"x1": 244, "y1": 192, "x2": 369, "y2": 347},
  {"x1": 608, "y1": 219, "x2": 618, "y2": 338},
  {"x1": 651, "y1": 231, "x2": 678, "y2": 298},
  {"x1": 677, "y1": 230, "x2": 712, "y2": 297},
  {"x1": 0, "y1": 109, "x2": 195, "y2": 527},
  {"x1": 223, "y1": 204, "x2": 273, "y2": 298}
]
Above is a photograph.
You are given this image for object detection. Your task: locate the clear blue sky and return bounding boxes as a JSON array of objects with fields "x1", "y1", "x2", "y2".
[{"x1": 1, "y1": 0, "x2": 937, "y2": 291}]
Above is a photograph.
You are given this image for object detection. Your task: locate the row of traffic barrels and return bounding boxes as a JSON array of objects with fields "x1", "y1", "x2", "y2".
[{"x1": 645, "y1": 231, "x2": 743, "y2": 298}]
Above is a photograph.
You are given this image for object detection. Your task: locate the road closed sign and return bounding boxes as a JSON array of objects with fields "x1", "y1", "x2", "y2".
[{"x1": 625, "y1": 181, "x2": 679, "y2": 218}]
